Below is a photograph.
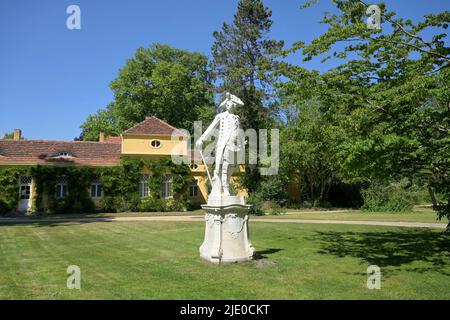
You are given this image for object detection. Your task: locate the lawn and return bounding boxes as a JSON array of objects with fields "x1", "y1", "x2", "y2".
[
  {"x1": 262, "y1": 207, "x2": 448, "y2": 224},
  {"x1": 14, "y1": 207, "x2": 447, "y2": 225},
  {"x1": 0, "y1": 220, "x2": 449, "y2": 299}
]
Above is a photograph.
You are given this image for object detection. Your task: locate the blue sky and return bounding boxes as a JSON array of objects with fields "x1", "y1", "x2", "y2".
[{"x1": 0, "y1": 0, "x2": 448, "y2": 140}]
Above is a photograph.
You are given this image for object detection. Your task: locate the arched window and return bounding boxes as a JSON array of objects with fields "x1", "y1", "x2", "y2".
[
  {"x1": 190, "y1": 163, "x2": 198, "y2": 170},
  {"x1": 161, "y1": 175, "x2": 172, "y2": 198}
]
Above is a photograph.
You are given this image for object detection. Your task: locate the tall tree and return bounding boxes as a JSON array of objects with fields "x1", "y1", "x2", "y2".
[
  {"x1": 80, "y1": 44, "x2": 215, "y2": 141},
  {"x1": 212, "y1": 0, "x2": 284, "y2": 194},
  {"x1": 280, "y1": 100, "x2": 343, "y2": 205},
  {"x1": 211, "y1": 0, "x2": 284, "y2": 130},
  {"x1": 280, "y1": 0, "x2": 450, "y2": 225}
]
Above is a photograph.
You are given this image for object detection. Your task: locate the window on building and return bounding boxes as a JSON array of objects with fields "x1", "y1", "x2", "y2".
[
  {"x1": 90, "y1": 180, "x2": 102, "y2": 198},
  {"x1": 139, "y1": 174, "x2": 149, "y2": 198},
  {"x1": 189, "y1": 179, "x2": 199, "y2": 197},
  {"x1": 190, "y1": 163, "x2": 198, "y2": 170},
  {"x1": 150, "y1": 140, "x2": 161, "y2": 148},
  {"x1": 56, "y1": 177, "x2": 68, "y2": 198},
  {"x1": 161, "y1": 175, "x2": 172, "y2": 198},
  {"x1": 57, "y1": 151, "x2": 71, "y2": 157},
  {"x1": 20, "y1": 185, "x2": 31, "y2": 200},
  {"x1": 19, "y1": 176, "x2": 32, "y2": 200}
]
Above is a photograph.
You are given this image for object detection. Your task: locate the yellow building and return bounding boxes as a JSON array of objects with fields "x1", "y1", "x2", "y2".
[{"x1": 0, "y1": 117, "x2": 249, "y2": 213}]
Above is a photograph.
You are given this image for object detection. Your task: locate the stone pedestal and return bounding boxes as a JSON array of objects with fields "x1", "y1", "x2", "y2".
[{"x1": 199, "y1": 196, "x2": 254, "y2": 264}]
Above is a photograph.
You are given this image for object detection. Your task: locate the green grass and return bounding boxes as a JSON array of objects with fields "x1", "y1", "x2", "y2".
[
  {"x1": 0, "y1": 220, "x2": 449, "y2": 299},
  {"x1": 14, "y1": 207, "x2": 446, "y2": 225},
  {"x1": 261, "y1": 207, "x2": 448, "y2": 224}
]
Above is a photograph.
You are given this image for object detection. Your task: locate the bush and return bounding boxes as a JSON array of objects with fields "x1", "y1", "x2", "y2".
[
  {"x1": 139, "y1": 197, "x2": 165, "y2": 212},
  {"x1": 267, "y1": 202, "x2": 284, "y2": 215},
  {"x1": 362, "y1": 180, "x2": 416, "y2": 212},
  {"x1": 164, "y1": 198, "x2": 189, "y2": 212},
  {"x1": 257, "y1": 176, "x2": 288, "y2": 207},
  {"x1": 300, "y1": 200, "x2": 313, "y2": 208},
  {"x1": 247, "y1": 192, "x2": 264, "y2": 215}
]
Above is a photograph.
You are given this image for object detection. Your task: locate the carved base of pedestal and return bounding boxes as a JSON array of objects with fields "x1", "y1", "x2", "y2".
[{"x1": 200, "y1": 201, "x2": 254, "y2": 264}]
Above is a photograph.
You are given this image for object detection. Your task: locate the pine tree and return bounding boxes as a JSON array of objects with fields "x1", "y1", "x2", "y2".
[{"x1": 211, "y1": 0, "x2": 283, "y2": 130}]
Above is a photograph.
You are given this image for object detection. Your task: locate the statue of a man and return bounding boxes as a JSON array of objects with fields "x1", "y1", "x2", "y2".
[{"x1": 196, "y1": 93, "x2": 244, "y2": 197}]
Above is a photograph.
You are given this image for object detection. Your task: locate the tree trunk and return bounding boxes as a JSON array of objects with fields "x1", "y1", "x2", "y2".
[{"x1": 428, "y1": 186, "x2": 438, "y2": 208}]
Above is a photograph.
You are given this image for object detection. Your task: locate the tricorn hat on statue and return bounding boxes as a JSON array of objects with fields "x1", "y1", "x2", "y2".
[{"x1": 219, "y1": 92, "x2": 244, "y2": 109}]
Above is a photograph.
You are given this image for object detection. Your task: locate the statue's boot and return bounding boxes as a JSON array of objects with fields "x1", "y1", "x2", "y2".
[{"x1": 210, "y1": 173, "x2": 222, "y2": 196}]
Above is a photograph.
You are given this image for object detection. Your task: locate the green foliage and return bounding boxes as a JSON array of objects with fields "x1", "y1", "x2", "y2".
[
  {"x1": 2, "y1": 132, "x2": 26, "y2": 140},
  {"x1": 279, "y1": 100, "x2": 343, "y2": 206},
  {"x1": 257, "y1": 176, "x2": 288, "y2": 206},
  {"x1": 212, "y1": 0, "x2": 283, "y2": 130},
  {"x1": 211, "y1": 0, "x2": 285, "y2": 196},
  {"x1": 139, "y1": 197, "x2": 165, "y2": 212},
  {"x1": 31, "y1": 166, "x2": 98, "y2": 214},
  {"x1": 81, "y1": 43, "x2": 215, "y2": 140},
  {"x1": 0, "y1": 157, "x2": 191, "y2": 214},
  {"x1": 279, "y1": 1, "x2": 450, "y2": 221},
  {"x1": 240, "y1": 166, "x2": 261, "y2": 193},
  {"x1": 0, "y1": 167, "x2": 30, "y2": 214},
  {"x1": 100, "y1": 158, "x2": 143, "y2": 212},
  {"x1": 361, "y1": 180, "x2": 417, "y2": 212},
  {"x1": 246, "y1": 175, "x2": 288, "y2": 215},
  {"x1": 247, "y1": 192, "x2": 264, "y2": 215},
  {"x1": 78, "y1": 110, "x2": 118, "y2": 141},
  {"x1": 100, "y1": 157, "x2": 191, "y2": 213}
]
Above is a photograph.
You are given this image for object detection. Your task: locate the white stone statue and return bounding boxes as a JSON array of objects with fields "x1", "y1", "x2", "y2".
[
  {"x1": 196, "y1": 93, "x2": 254, "y2": 264},
  {"x1": 196, "y1": 92, "x2": 244, "y2": 198}
]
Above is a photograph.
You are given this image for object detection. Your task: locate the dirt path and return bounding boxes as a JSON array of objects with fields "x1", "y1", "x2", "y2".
[{"x1": 0, "y1": 215, "x2": 446, "y2": 229}]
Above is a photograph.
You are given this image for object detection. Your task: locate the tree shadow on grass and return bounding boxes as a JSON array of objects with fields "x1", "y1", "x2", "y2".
[
  {"x1": 254, "y1": 248, "x2": 283, "y2": 260},
  {"x1": 310, "y1": 229, "x2": 450, "y2": 276}
]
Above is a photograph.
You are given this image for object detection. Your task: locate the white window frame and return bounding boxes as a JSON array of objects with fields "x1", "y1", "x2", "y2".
[
  {"x1": 189, "y1": 179, "x2": 199, "y2": 197},
  {"x1": 57, "y1": 151, "x2": 71, "y2": 157},
  {"x1": 56, "y1": 183, "x2": 68, "y2": 198},
  {"x1": 161, "y1": 175, "x2": 173, "y2": 199},
  {"x1": 139, "y1": 175, "x2": 149, "y2": 198},
  {"x1": 90, "y1": 180, "x2": 102, "y2": 199},
  {"x1": 19, "y1": 176, "x2": 32, "y2": 200}
]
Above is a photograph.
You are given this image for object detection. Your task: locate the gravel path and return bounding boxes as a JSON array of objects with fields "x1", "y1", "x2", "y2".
[{"x1": 0, "y1": 215, "x2": 446, "y2": 229}]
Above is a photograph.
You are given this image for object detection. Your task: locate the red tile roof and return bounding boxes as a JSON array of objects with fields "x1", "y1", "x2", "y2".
[
  {"x1": 0, "y1": 140, "x2": 121, "y2": 166},
  {"x1": 123, "y1": 116, "x2": 187, "y2": 136},
  {"x1": 0, "y1": 117, "x2": 188, "y2": 167}
]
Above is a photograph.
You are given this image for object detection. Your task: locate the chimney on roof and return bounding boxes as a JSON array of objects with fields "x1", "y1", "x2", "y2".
[
  {"x1": 13, "y1": 129, "x2": 21, "y2": 141},
  {"x1": 99, "y1": 132, "x2": 105, "y2": 142}
]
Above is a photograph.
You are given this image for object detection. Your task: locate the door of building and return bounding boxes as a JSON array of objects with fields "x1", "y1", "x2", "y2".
[{"x1": 19, "y1": 176, "x2": 32, "y2": 212}]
